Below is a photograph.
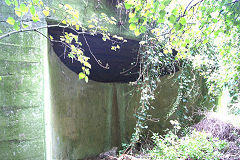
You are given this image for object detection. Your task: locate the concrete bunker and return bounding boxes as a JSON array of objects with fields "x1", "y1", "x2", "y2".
[
  {"x1": 47, "y1": 26, "x2": 182, "y2": 159},
  {"x1": 48, "y1": 26, "x2": 142, "y2": 159}
]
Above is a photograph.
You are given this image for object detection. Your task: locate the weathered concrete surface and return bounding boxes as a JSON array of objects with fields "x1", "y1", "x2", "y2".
[
  {"x1": 48, "y1": 45, "x2": 185, "y2": 159},
  {"x1": 49, "y1": 49, "x2": 132, "y2": 159},
  {"x1": 0, "y1": 27, "x2": 47, "y2": 159},
  {"x1": 47, "y1": 0, "x2": 136, "y2": 40},
  {"x1": 0, "y1": 1, "x2": 47, "y2": 159}
]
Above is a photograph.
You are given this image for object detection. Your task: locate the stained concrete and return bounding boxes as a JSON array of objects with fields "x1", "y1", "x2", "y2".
[
  {"x1": 48, "y1": 45, "x2": 185, "y2": 159},
  {"x1": 0, "y1": 23, "x2": 47, "y2": 160},
  {"x1": 0, "y1": 0, "x2": 209, "y2": 160}
]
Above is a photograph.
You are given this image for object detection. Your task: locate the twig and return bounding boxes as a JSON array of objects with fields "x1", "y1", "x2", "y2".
[{"x1": 82, "y1": 34, "x2": 109, "y2": 69}]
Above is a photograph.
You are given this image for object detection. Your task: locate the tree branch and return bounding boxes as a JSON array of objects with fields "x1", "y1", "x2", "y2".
[{"x1": 0, "y1": 24, "x2": 86, "y2": 40}]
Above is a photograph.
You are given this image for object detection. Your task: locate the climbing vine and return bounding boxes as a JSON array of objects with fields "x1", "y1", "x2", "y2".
[{"x1": 121, "y1": 0, "x2": 240, "y2": 147}]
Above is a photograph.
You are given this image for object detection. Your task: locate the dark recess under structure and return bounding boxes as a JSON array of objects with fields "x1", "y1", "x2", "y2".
[{"x1": 48, "y1": 27, "x2": 140, "y2": 83}]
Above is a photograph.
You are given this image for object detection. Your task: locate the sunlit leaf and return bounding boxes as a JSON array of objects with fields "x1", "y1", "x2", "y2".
[
  {"x1": 179, "y1": 17, "x2": 187, "y2": 25},
  {"x1": 134, "y1": 29, "x2": 141, "y2": 36},
  {"x1": 0, "y1": 76, "x2": 2, "y2": 81},
  {"x1": 85, "y1": 76, "x2": 89, "y2": 83},
  {"x1": 33, "y1": 0, "x2": 39, "y2": 4},
  {"x1": 129, "y1": 12, "x2": 135, "y2": 18},
  {"x1": 88, "y1": 25, "x2": 95, "y2": 28},
  {"x1": 20, "y1": 3, "x2": 28, "y2": 13},
  {"x1": 125, "y1": 3, "x2": 132, "y2": 9},
  {"x1": 203, "y1": 39, "x2": 208, "y2": 44},
  {"x1": 84, "y1": 61, "x2": 91, "y2": 68},
  {"x1": 85, "y1": 69, "x2": 90, "y2": 75},
  {"x1": 79, "y1": 72, "x2": 85, "y2": 79},
  {"x1": 65, "y1": 4, "x2": 73, "y2": 10},
  {"x1": 15, "y1": 10, "x2": 22, "y2": 17},
  {"x1": 5, "y1": 0, "x2": 11, "y2": 6},
  {"x1": 163, "y1": 50, "x2": 168, "y2": 54},
  {"x1": 62, "y1": 20, "x2": 66, "y2": 24},
  {"x1": 13, "y1": 0, "x2": 18, "y2": 6},
  {"x1": 13, "y1": 22, "x2": 20, "y2": 31},
  {"x1": 0, "y1": 29, "x2": 2, "y2": 33},
  {"x1": 30, "y1": 5, "x2": 36, "y2": 15},
  {"x1": 43, "y1": 10, "x2": 50, "y2": 16},
  {"x1": 39, "y1": 1, "x2": 43, "y2": 6},
  {"x1": 32, "y1": 15, "x2": 40, "y2": 22},
  {"x1": 22, "y1": 23, "x2": 28, "y2": 28},
  {"x1": 169, "y1": 15, "x2": 176, "y2": 24},
  {"x1": 129, "y1": 23, "x2": 136, "y2": 30},
  {"x1": 76, "y1": 25, "x2": 80, "y2": 30},
  {"x1": 49, "y1": 35, "x2": 53, "y2": 40},
  {"x1": 6, "y1": 17, "x2": 15, "y2": 25}
]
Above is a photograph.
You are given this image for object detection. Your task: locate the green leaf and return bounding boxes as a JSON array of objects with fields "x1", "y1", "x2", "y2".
[
  {"x1": 88, "y1": 25, "x2": 95, "y2": 28},
  {"x1": 169, "y1": 15, "x2": 176, "y2": 24},
  {"x1": 163, "y1": 0, "x2": 171, "y2": 6},
  {"x1": 6, "y1": 17, "x2": 15, "y2": 25},
  {"x1": 134, "y1": 29, "x2": 141, "y2": 36},
  {"x1": 157, "y1": 18, "x2": 164, "y2": 23},
  {"x1": 13, "y1": 0, "x2": 18, "y2": 6},
  {"x1": 125, "y1": 3, "x2": 132, "y2": 9},
  {"x1": 179, "y1": 17, "x2": 187, "y2": 25},
  {"x1": 212, "y1": 18, "x2": 218, "y2": 23},
  {"x1": 15, "y1": 10, "x2": 22, "y2": 17},
  {"x1": 0, "y1": 29, "x2": 2, "y2": 33},
  {"x1": 85, "y1": 76, "x2": 89, "y2": 83},
  {"x1": 20, "y1": 3, "x2": 28, "y2": 13},
  {"x1": 185, "y1": 39, "x2": 190, "y2": 43},
  {"x1": 159, "y1": 4, "x2": 165, "y2": 10},
  {"x1": 175, "y1": 23, "x2": 182, "y2": 31},
  {"x1": 13, "y1": 22, "x2": 20, "y2": 31},
  {"x1": 203, "y1": 39, "x2": 208, "y2": 44},
  {"x1": 33, "y1": 0, "x2": 39, "y2": 4},
  {"x1": 43, "y1": 9, "x2": 50, "y2": 16},
  {"x1": 22, "y1": 23, "x2": 28, "y2": 28},
  {"x1": 32, "y1": 15, "x2": 40, "y2": 22},
  {"x1": 30, "y1": 5, "x2": 36, "y2": 15},
  {"x1": 159, "y1": 10, "x2": 166, "y2": 17},
  {"x1": 85, "y1": 69, "x2": 90, "y2": 75},
  {"x1": 5, "y1": 0, "x2": 11, "y2": 6},
  {"x1": 129, "y1": 23, "x2": 136, "y2": 30},
  {"x1": 140, "y1": 26, "x2": 146, "y2": 33},
  {"x1": 79, "y1": 72, "x2": 86, "y2": 79},
  {"x1": 49, "y1": 35, "x2": 53, "y2": 40},
  {"x1": 84, "y1": 61, "x2": 91, "y2": 69}
]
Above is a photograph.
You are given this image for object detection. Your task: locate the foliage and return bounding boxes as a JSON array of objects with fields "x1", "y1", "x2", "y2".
[
  {"x1": 121, "y1": 0, "x2": 240, "y2": 143},
  {"x1": 0, "y1": 0, "x2": 125, "y2": 82},
  {"x1": 150, "y1": 120, "x2": 228, "y2": 160}
]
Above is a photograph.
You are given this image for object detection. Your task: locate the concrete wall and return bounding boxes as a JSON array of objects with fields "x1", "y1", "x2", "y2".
[
  {"x1": 48, "y1": 45, "x2": 184, "y2": 159},
  {"x1": 0, "y1": 2, "x2": 47, "y2": 158},
  {"x1": 0, "y1": 0, "x2": 134, "y2": 159}
]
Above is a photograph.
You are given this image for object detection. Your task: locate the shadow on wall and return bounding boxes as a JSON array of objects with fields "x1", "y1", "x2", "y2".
[{"x1": 48, "y1": 26, "x2": 140, "y2": 83}]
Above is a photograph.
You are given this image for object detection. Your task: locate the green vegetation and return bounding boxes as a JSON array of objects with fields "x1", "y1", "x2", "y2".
[
  {"x1": 120, "y1": 0, "x2": 240, "y2": 159},
  {"x1": 151, "y1": 129, "x2": 227, "y2": 160},
  {"x1": 122, "y1": 0, "x2": 240, "y2": 139}
]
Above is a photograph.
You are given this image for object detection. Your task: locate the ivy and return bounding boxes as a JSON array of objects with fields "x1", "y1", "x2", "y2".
[{"x1": 123, "y1": 0, "x2": 240, "y2": 145}]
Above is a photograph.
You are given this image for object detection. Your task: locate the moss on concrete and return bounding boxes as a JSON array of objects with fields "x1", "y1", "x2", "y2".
[{"x1": 0, "y1": 6, "x2": 47, "y2": 157}]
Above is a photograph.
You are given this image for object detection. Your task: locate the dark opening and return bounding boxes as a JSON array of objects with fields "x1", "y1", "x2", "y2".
[{"x1": 48, "y1": 27, "x2": 140, "y2": 83}]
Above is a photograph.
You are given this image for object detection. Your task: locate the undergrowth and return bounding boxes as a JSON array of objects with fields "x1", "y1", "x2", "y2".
[{"x1": 150, "y1": 120, "x2": 228, "y2": 160}]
